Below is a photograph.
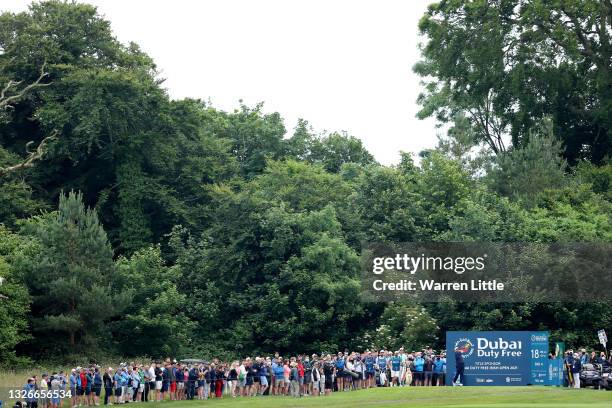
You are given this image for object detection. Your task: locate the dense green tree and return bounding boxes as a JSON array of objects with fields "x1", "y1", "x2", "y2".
[
  {"x1": 0, "y1": 0, "x2": 610, "y2": 362},
  {"x1": 308, "y1": 132, "x2": 376, "y2": 173},
  {"x1": 368, "y1": 303, "x2": 440, "y2": 352},
  {"x1": 222, "y1": 103, "x2": 286, "y2": 179},
  {"x1": 20, "y1": 191, "x2": 129, "y2": 356},
  {"x1": 171, "y1": 170, "x2": 365, "y2": 355},
  {"x1": 0, "y1": 226, "x2": 34, "y2": 365},
  {"x1": 486, "y1": 124, "x2": 567, "y2": 205},
  {"x1": 415, "y1": 0, "x2": 611, "y2": 164},
  {"x1": 346, "y1": 164, "x2": 423, "y2": 243},
  {"x1": 286, "y1": 122, "x2": 376, "y2": 172},
  {"x1": 111, "y1": 246, "x2": 193, "y2": 357}
]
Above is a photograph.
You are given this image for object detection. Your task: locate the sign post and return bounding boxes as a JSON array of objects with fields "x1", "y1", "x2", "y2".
[{"x1": 598, "y1": 329, "x2": 607, "y2": 351}]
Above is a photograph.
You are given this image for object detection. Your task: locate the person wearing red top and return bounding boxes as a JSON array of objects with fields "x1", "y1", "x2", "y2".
[
  {"x1": 297, "y1": 361, "x2": 305, "y2": 396},
  {"x1": 79, "y1": 370, "x2": 88, "y2": 406}
]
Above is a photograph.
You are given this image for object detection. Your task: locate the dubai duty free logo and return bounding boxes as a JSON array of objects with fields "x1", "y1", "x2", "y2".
[{"x1": 454, "y1": 337, "x2": 474, "y2": 358}]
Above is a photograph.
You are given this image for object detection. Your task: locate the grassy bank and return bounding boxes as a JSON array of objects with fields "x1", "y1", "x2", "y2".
[{"x1": 1, "y1": 378, "x2": 611, "y2": 408}]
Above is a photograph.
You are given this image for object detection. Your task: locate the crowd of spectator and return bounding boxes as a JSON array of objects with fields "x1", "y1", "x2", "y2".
[{"x1": 16, "y1": 347, "x2": 447, "y2": 407}]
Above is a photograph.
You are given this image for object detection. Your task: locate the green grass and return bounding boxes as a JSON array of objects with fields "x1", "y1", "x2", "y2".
[
  {"x1": 147, "y1": 387, "x2": 608, "y2": 408},
  {"x1": 2, "y1": 368, "x2": 611, "y2": 408}
]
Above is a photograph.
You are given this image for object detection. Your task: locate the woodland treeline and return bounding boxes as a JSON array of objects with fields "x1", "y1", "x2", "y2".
[{"x1": 0, "y1": 1, "x2": 610, "y2": 365}]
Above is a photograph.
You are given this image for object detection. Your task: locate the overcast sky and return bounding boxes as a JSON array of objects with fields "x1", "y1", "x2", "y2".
[{"x1": 4, "y1": 0, "x2": 439, "y2": 165}]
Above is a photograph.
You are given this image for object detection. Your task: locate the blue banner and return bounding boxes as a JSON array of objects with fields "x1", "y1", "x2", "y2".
[
  {"x1": 546, "y1": 359, "x2": 564, "y2": 386},
  {"x1": 446, "y1": 331, "x2": 549, "y2": 386}
]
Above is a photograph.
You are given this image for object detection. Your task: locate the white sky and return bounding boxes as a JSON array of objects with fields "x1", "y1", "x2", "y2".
[{"x1": 3, "y1": 0, "x2": 440, "y2": 165}]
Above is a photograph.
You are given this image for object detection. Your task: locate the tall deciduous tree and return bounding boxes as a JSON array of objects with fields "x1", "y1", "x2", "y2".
[
  {"x1": 111, "y1": 246, "x2": 193, "y2": 357},
  {"x1": 0, "y1": 226, "x2": 33, "y2": 365},
  {"x1": 415, "y1": 0, "x2": 611, "y2": 164}
]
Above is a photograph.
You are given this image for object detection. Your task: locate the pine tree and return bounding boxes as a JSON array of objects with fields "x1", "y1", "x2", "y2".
[{"x1": 23, "y1": 191, "x2": 128, "y2": 354}]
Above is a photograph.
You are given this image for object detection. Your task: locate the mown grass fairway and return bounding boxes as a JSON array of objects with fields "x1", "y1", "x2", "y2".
[
  {"x1": 2, "y1": 369, "x2": 611, "y2": 408},
  {"x1": 134, "y1": 387, "x2": 611, "y2": 408}
]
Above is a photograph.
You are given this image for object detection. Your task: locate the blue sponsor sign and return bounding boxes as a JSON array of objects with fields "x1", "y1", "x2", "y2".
[
  {"x1": 446, "y1": 331, "x2": 549, "y2": 386},
  {"x1": 546, "y1": 358, "x2": 564, "y2": 386}
]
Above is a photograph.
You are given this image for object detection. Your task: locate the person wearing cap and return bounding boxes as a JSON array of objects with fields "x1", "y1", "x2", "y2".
[
  {"x1": 56, "y1": 371, "x2": 67, "y2": 408},
  {"x1": 112, "y1": 368, "x2": 122, "y2": 404},
  {"x1": 364, "y1": 351, "x2": 375, "y2": 388},
  {"x1": 376, "y1": 351, "x2": 387, "y2": 387},
  {"x1": 50, "y1": 373, "x2": 62, "y2": 408},
  {"x1": 389, "y1": 352, "x2": 400, "y2": 387},
  {"x1": 433, "y1": 355, "x2": 444, "y2": 387},
  {"x1": 69, "y1": 370, "x2": 77, "y2": 408},
  {"x1": 580, "y1": 349, "x2": 588, "y2": 365},
  {"x1": 24, "y1": 378, "x2": 38, "y2": 408},
  {"x1": 39, "y1": 373, "x2": 49, "y2": 408},
  {"x1": 572, "y1": 353, "x2": 582, "y2": 388},
  {"x1": 310, "y1": 361, "x2": 320, "y2": 396},
  {"x1": 76, "y1": 368, "x2": 86, "y2": 406},
  {"x1": 424, "y1": 354, "x2": 435, "y2": 386},
  {"x1": 335, "y1": 352, "x2": 345, "y2": 391}
]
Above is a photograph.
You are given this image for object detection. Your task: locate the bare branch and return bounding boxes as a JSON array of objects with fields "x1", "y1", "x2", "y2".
[
  {"x1": 0, "y1": 62, "x2": 50, "y2": 110},
  {"x1": 0, "y1": 62, "x2": 56, "y2": 176},
  {"x1": 0, "y1": 131, "x2": 58, "y2": 176}
]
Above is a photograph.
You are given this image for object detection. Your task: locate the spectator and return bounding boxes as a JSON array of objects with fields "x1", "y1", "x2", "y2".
[
  {"x1": 102, "y1": 368, "x2": 113, "y2": 406},
  {"x1": 571, "y1": 353, "x2": 582, "y2": 389}
]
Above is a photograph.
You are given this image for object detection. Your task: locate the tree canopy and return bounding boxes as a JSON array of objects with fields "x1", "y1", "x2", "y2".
[{"x1": 0, "y1": 0, "x2": 610, "y2": 364}]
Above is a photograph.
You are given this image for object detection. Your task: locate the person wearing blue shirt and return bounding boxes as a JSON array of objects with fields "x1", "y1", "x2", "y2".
[
  {"x1": 273, "y1": 361, "x2": 284, "y2": 395},
  {"x1": 93, "y1": 368, "x2": 102, "y2": 405},
  {"x1": 433, "y1": 356, "x2": 444, "y2": 386},
  {"x1": 113, "y1": 370, "x2": 123, "y2": 404},
  {"x1": 364, "y1": 352, "x2": 376, "y2": 388},
  {"x1": 259, "y1": 359, "x2": 269, "y2": 395},
  {"x1": 335, "y1": 353, "x2": 346, "y2": 391},
  {"x1": 131, "y1": 368, "x2": 140, "y2": 402},
  {"x1": 413, "y1": 353, "x2": 425, "y2": 386},
  {"x1": 24, "y1": 378, "x2": 37, "y2": 408},
  {"x1": 390, "y1": 352, "x2": 402, "y2": 386},
  {"x1": 120, "y1": 368, "x2": 130, "y2": 402},
  {"x1": 376, "y1": 351, "x2": 388, "y2": 386},
  {"x1": 85, "y1": 369, "x2": 94, "y2": 406},
  {"x1": 69, "y1": 370, "x2": 77, "y2": 408}
]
